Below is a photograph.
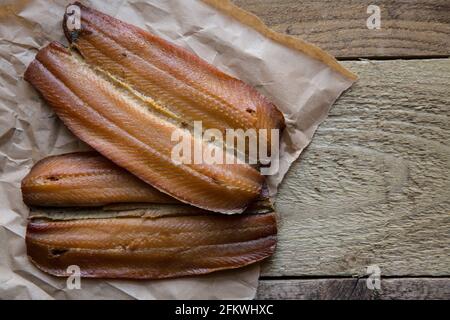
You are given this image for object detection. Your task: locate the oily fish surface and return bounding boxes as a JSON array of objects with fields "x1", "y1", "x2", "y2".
[
  {"x1": 24, "y1": 42, "x2": 264, "y2": 214},
  {"x1": 64, "y1": 2, "x2": 285, "y2": 136},
  {"x1": 26, "y1": 208, "x2": 277, "y2": 279},
  {"x1": 22, "y1": 152, "x2": 276, "y2": 209},
  {"x1": 23, "y1": 152, "x2": 277, "y2": 279},
  {"x1": 21, "y1": 152, "x2": 179, "y2": 207}
]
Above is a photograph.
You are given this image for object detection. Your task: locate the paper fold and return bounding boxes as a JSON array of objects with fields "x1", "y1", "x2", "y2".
[{"x1": 0, "y1": 0, "x2": 355, "y2": 299}]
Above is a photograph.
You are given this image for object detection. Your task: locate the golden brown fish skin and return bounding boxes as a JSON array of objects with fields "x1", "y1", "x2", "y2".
[
  {"x1": 22, "y1": 152, "x2": 178, "y2": 207},
  {"x1": 63, "y1": 2, "x2": 285, "y2": 138},
  {"x1": 26, "y1": 212, "x2": 277, "y2": 279},
  {"x1": 24, "y1": 42, "x2": 263, "y2": 214}
]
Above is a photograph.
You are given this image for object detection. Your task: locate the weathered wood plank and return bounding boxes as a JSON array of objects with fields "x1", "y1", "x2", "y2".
[
  {"x1": 233, "y1": 0, "x2": 450, "y2": 58},
  {"x1": 262, "y1": 59, "x2": 450, "y2": 277},
  {"x1": 256, "y1": 278, "x2": 450, "y2": 300}
]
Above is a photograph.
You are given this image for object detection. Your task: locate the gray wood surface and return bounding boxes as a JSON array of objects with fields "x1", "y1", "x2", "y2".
[
  {"x1": 261, "y1": 59, "x2": 450, "y2": 278},
  {"x1": 234, "y1": 0, "x2": 450, "y2": 58},
  {"x1": 235, "y1": 0, "x2": 450, "y2": 299},
  {"x1": 257, "y1": 278, "x2": 450, "y2": 300}
]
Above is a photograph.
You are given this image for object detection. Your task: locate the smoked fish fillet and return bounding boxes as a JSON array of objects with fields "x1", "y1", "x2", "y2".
[
  {"x1": 26, "y1": 209, "x2": 277, "y2": 279},
  {"x1": 22, "y1": 152, "x2": 178, "y2": 207},
  {"x1": 24, "y1": 42, "x2": 264, "y2": 214},
  {"x1": 63, "y1": 2, "x2": 285, "y2": 137}
]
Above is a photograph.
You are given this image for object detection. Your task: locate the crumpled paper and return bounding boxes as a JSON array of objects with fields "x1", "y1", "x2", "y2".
[{"x1": 0, "y1": 0, "x2": 355, "y2": 299}]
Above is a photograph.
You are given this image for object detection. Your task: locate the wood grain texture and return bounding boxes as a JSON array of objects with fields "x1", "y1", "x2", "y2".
[
  {"x1": 256, "y1": 278, "x2": 450, "y2": 299},
  {"x1": 233, "y1": 0, "x2": 450, "y2": 58},
  {"x1": 262, "y1": 59, "x2": 450, "y2": 277}
]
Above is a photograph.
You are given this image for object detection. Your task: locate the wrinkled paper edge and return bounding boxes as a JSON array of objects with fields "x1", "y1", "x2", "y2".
[{"x1": 0, "y1": 0, "x2": 356, "y2": 300}]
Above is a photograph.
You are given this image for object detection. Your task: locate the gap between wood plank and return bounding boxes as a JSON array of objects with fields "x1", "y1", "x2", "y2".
[
  {"x1": 260, "y1": 275, "x2": 450, "y2": 280},
  {"x1": 256, "y1": 278, "x2": 450, "y2": 299},
  {"x1": 337, "y1": 55, "x2": 450, "y2": 61},
  {"x1": 234, "y1": 0, "x2": 450, "y2": 59}
]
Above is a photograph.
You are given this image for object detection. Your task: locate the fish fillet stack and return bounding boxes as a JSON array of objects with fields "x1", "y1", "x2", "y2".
[{"x1": 22, "y1": 2, "x2": 284, "y2": 279}]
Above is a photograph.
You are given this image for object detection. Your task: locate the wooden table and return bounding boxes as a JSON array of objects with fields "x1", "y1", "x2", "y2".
[{"x1": 233, "y1": 0, "x2": 450, "y2": 299}]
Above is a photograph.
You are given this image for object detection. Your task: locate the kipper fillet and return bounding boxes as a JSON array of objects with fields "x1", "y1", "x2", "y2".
[
  {"x1": 26, "y1": 209, "x2": 277, "y2": 279},
  {"x1": 24, "y1": 42, "x2": 264, "y2": 214},
  {"x1": 63, "y1": 2, "x2": 285, "y2": 139},
  {"x1": 22, "y1": 152, "x2": 178, "y2": 207}
]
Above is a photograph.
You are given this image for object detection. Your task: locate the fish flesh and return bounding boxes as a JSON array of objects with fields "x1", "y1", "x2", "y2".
[
  {"x1": 26, "y1": 208, "x2": 277, "y2": 279},
  {"x1": 21, "y1": 2, "x2": 284, "y2": 280},
  {"x1": 22, "y1": 152, "x2": 178, "y2": 207},
  {"x1": 25, "y1": 3, "x2": 286, "y2": 213},
  {"x1": 63, "y1": 2, "x2": 285, "y2": 138},
  {"x1": 21, "y1": 152, "x2": 278, "y2": 209},
  {"x1": 23, "y1": 152, "x2": 277, "y2": 279},
  {"x1": 24, "y1": 42, "x2": 265, "y2": 214}
]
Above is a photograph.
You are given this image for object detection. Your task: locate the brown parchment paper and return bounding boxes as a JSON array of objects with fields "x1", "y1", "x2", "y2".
[{"x1": 0, "y1": 0, "x2": 356, "y2": 299}]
